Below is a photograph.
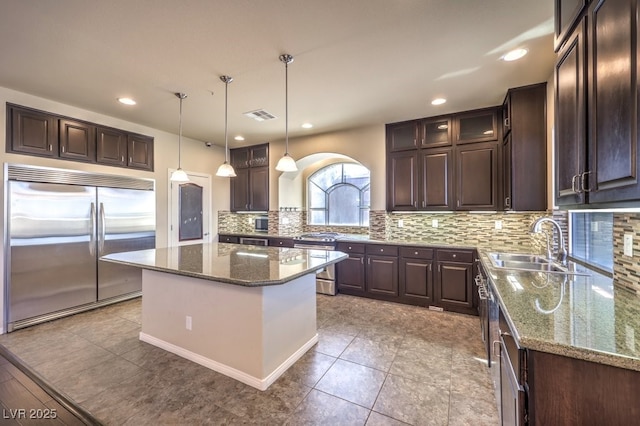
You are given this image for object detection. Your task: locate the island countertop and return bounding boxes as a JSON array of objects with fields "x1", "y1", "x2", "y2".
[{"x1": 101, "y1": 243, "x2": 347, "y2": 287}]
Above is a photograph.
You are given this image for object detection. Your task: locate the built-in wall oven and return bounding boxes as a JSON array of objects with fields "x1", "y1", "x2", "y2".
[{"x1": 293, "y1": 232, "x2": 342, "y2": 295}]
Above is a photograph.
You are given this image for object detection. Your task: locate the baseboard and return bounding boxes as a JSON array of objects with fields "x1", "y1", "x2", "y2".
[{"x1": 139, "y1": 332, "x2": 318, "y2": 391}]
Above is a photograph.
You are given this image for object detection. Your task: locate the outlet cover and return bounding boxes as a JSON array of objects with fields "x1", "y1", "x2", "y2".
[
  {"x1": 624, "y1": 233, "x2": 634, "y2": 256},
  {"x1": 432, "y1": 219, "x2": 438, "y2": 228},
  {"x1": 186, "y1": 315, "x2": 192, "y2": 331},
  {"x1": 495, "y1": 220, "x2": 503, "y2": 230},
  {"x1": 398, "y1": 219, "x2": 404, "y2": 228}
]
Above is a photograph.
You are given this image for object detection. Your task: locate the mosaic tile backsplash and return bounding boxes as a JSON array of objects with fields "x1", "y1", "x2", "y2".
[
  {"x1": 613, "y1": 213, "x2": 640, "y2": 295},
  {"x1": 218, "y1": 210, "x2": 639, "y2": 294}
]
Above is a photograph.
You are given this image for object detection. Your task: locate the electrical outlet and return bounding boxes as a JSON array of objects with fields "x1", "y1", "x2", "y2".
[
  {"x1": 186, "y1": 315, "x2": 192, "y2": 331},
  {"x1": 495, "y1": 220, "x2": 503, "y2": 230},
  {"x1": 248, "y1": 217, "x2": 253, "y2": 225},
  {"x1": 591, "y1": 221, "x2": 599, "y2": 232},
  {"x1": 398, "y1": 219, "x2": 404, "y2": 228},
  {"x1": 432, "y1": 219, "x2": 438, "y2": 228},
  {"x1": 624, "y1": 233, "x2": 634, "y2": 257}
]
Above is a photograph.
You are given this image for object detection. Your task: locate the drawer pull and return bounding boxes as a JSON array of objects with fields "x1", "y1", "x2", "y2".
[
  {"x1": 348, "y1": 246, "x2": 352, "y2": 250},
  {"x1": 380, "y1": 248, "x2": 384, "y2": 252},
  {"x1": 452, "y1": 254, "x2": 457, "y2": 258},
  {"x1": 415, "y1": 251, "x2": 419, "y2": 255}
]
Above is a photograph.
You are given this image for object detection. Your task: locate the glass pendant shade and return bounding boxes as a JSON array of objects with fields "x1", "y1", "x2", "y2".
[
  {"x1": 216, "y1": 161, "x2": 237, "y2": 177},
  {"x1": 170, "y1": 168, "x2": 190, "y2": 182},
  {"x1": 275, "y1": 153, "x2": 297, "y2": 172},
  {"x1": 216, "y1": 75, "x2": 237, "y2": 178}
]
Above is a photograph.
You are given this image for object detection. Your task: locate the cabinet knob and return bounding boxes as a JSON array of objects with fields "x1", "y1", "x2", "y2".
[
  {"x1": 348, "y1": 246, "x2": 352, "y2": 250},
  {"x1": 452, "y1": 254, "x2": 457, "y2": 258},
  {"x1": 380, "y1": 248, "x2": 384, "y2": 252},
  {"x1": 415, "y1": 251, "x2": 419, "y2": 255}
]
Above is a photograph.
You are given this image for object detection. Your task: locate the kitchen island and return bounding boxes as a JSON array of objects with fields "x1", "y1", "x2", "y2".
[{"x1": 101, "y1": 243, "x2": 346, "y2": 391}]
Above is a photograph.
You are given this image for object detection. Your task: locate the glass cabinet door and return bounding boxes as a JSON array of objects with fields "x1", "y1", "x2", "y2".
[
  {"x1": 455, "y1": 110, "x2": 498, "y2": 144},
  {"x1": 421, "y1": 118, "x2": 452, "y2": 147}
]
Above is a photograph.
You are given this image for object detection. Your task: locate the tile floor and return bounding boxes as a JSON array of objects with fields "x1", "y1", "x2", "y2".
[{"x1": 0, "y1": 295, "x2": 499, "y2": 425}]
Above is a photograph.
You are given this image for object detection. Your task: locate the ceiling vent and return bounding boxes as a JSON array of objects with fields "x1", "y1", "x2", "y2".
[{"x1": 243, "y1": 109, "x2": 277, "y2": 122}]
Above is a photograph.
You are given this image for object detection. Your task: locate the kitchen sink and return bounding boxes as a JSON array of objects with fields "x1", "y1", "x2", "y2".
[{"x1": 488, "y1": 252, "x2": 589, "y2": 275}]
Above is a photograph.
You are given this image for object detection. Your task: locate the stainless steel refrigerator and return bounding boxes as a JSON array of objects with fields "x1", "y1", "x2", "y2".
[{"x1": 5, "y1": 164, "x2": 155, "y2": 331}]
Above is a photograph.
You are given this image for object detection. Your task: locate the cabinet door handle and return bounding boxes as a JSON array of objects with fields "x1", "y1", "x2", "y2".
[
  {"x1": 581, "y1": 171, "x2": 592, "y2": 192},
  {"x1": 571, "y1": 174, "x2": 580, "y2": 193},
  {"x1": 61, "y1": 145, "x2": 65, "y2": 153},
  {"x1": 368, "y1": 258, "x2": 371, "y2": 265},
  {"x1": 49, "y1": 144, "x2": 52, "y2": 151},
  {"x1": 429, "y1": 264, "x2": 432, "y2": 271},
  {"x1": 361, "y1": 257, "x2": 364, "y2": 265},
  {"x1": 413, "y1": 201, "x2": 417, "y2": 208},
  {"x1": 504, "y1": 117, "x2": 510, "y2": 128},
  {"x1": 505, "y1": 196, "x2": 510, "y2": 208},
  {"x1": 129, "y1": 157, "x2": 133, "y2": 163},
  {"x1": 121, "y1": 156, "x2": 125, "y2": 162},
  {"x1": 422, "y1": 200, "x2": 425, "y2": 208}
]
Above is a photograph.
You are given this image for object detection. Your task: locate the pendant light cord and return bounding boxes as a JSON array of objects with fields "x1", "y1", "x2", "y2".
[
  {"x1": 224, "y1": 78, "x2": 229, "y2": 163},
  {"x1": 284, "y1": 59, "x2": 289, "y2": 155},
  {"x1": 178, "y1": 95, "x2": 183, "y2": 168}
]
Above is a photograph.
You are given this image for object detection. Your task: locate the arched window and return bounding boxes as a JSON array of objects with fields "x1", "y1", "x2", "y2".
[{"x1": 308, "y1": 163, "x2": 370, "y2": 226}]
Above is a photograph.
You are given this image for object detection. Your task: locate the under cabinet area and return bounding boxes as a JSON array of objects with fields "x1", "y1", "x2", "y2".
[{"x1": 6, "y1": 103, "x2": 154, "y2": 171}]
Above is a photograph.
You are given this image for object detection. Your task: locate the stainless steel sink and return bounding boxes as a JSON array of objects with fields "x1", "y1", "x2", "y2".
[{"x1": 488, "y1": 252, "x2": 589, "y2": 275}]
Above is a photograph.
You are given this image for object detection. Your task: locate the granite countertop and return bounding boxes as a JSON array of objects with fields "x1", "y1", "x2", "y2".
[
  {"x1": 101, "y1": 243, "x2": 347, "y2": 287},
  {"x1": 477, "y1": 249, "x2": 640, "y2": 372}
]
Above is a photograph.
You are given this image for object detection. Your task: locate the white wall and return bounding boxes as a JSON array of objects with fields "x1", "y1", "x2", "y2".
[{"x1": 0, "y1": 86, "x2": 229, "y2": 332}]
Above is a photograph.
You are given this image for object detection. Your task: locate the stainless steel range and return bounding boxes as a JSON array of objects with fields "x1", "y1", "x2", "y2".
[{"x1": 293, "y1": 232, "x2": 343, "y2": 295}]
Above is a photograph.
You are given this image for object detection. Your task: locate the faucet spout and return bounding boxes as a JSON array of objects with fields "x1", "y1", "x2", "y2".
[{"x1": 530, "y1": 217, "x2": 567, "y2": 264}]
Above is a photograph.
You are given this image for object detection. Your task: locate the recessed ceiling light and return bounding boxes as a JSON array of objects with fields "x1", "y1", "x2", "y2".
[
  {"x1": 431, "y1": 98, "x2": 447, "y2": 106},
  {"x1": 117, "y1": 97, "x2": 136, "y2": 106},
  {"x1": 301, "y1": 123, "x2": 313, "y2": 129},
  {"x1": 234, "y1": 135, "x2": 245, "y2": 141},
  {"x1": 503, "y1": 48, "x2": 528, "y2": 62}
]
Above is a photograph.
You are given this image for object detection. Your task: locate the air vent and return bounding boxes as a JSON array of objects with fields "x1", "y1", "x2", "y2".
[{"x1": 243, "y1": 109, "x2": 277, "y2": 122}]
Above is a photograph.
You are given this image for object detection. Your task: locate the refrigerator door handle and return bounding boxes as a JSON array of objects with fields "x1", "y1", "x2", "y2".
[
  {"x1": 89, "y1": 202, "x2": 96, "y2": 256},
  {"x1": 99, "y1": 202, "x2": 106, "y2": 254}
]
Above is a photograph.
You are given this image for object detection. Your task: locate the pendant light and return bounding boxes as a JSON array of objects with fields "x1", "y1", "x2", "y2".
[
  {"x1": 170, "y1": 92, "x2": 190, "y2": 182},
  {"x1": 275, "y1": 54, "x2": 298, "y2": 172},
  {"x1": 216, "y1": 75, "x2": 237, "y2": 177}
]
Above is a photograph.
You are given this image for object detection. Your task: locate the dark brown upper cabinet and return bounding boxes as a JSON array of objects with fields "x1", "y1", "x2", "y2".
[
  {"x1": 230, "y1": 143, "x2": 269, "y2": 212},
  {"x1": 59, "y1": 119, "x2": 96, "y2": 162},
  {"x1": 420, "y1": 118, "x2": 452, "y2": 148},
  {"x1": 454, "y1": 109, "x2": 498, "y2": 145},
  {"x1": 7, "y1": 104, "x2": 58, "y2": 157},
  {"x1": 127, "y1": 134, "x2": 154, "y2": 171},
  {"x1": 555, "y1": 18, "x2": 587, "y2": 206},
  {"x1": 456, "y1": 141, "x2": 499, "y2": 210},
  {"x1": 555, "y1": 0, "x2": 587, "y2": 51},
  {"x1": 386, "y1": 107, "x2": 500, "y2": 212},
  {"x1": 7, "y1": 103, "x2": 154, "y2": 172},
  {"x1": 97, "y1": 126, "x2": 127, "y2": 167},
  {"x1": 502, "y1": 83, "x2": 547, "y2": 211},
  {"x1": 387, "y1": 120, "x2": 419, "y2": 151},
  {"x1": 555, "y1": 0, "x2": 640, "y2": 206}
]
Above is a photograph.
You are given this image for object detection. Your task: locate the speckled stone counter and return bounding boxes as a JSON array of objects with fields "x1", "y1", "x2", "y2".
[
  {"x1": 101, "y1": 243, "x2": 347, "y2": 287},
  {"x1": 477, "y1": 249, "x2": 640, "y2": 372}
]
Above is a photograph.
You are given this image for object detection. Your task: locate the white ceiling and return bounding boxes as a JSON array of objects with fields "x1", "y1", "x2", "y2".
[{"x1": 0, "y1": 0, "x2": 556, "y2": 147}]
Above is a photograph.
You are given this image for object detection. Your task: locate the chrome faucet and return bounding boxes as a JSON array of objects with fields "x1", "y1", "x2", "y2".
[{"x1": 530, "y1": 217, "x2": 567, "y2": 265}]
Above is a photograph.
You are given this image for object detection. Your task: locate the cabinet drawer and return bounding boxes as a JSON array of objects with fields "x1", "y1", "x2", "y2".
[
  {"x1": 399, "y1": 247, "x2": 434, "y2": 259},
  {"x1": 366, "y1": 244, "x2": 399, "y2": 256},
  {"x1": 269, "y1": 237, "x2": 294, "y2": 248},
  {"x1": 336, "y1": 242, "x2": 366, "y2": 254},
  {"x1": 219, "y1": 235, "x2": 239, "y2": 244},
  {"x1": 437, "y1": 249, "x2": 473, "y2": 263}
]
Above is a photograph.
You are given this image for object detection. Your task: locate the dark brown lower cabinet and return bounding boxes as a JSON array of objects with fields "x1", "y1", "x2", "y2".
[
  {"x1": 399, "y1": 247, "x2": 434, "y2": 306},
  {"x1": 527, "y1": 350, "x2": 640, "y2": 425},
  {"x1": 436, "y1": 249, "x2": 475, "y2": 315},
  {"x1": 336, "y1": 254, "x2": 365, "y2": 294},
  {"x1": 366, "y1": 254, "x2": 398, "y2": 297}
]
